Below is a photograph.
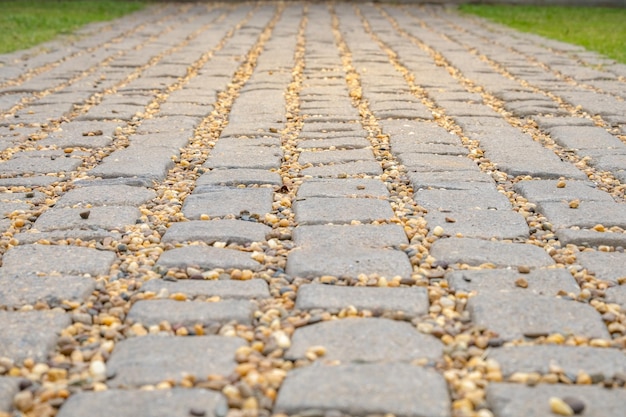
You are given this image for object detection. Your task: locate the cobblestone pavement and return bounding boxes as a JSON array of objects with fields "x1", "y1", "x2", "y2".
[{"x1": 0, "y1": 2, "x2": 625, "y2": 417}]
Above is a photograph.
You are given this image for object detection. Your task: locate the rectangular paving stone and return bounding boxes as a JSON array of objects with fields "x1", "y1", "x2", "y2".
[
  {"x1": 107, "y1": 335, "x2": 246, "y2": 387},
  {"x1": 298, "y1": 149, "x2": 374, "y2": 165},
  {"x1": 204, "y1": 146, "x2": 283, "y2": 170},
  {"x1": 513, "y1": 180, "x2": 614, "y2": 203},
  {"x1": 1, "y1": 244, "x2": 116, "y2": 276},
  {"x1": 34, "y1": 206, "x2": 141, "y2": 232},
  {"x1": 275, "y1": 363, "x2": 451, "y2": 417},
  {"x1": 298, "y1": 136, "x2": 370, "y2": 150},
  {"x1": 469, "y1": 292, "x2": 609, "y2": 341},
  {"x1": 157, "y1": 246, "x2": 260, "y2": 271},
  {"x1": 162, "y1": 220, "x2": 271, "y2": 245},
  {"x1": 301, "y1": 160, "x2": 382, "y2": 177},
  {"x1": 294, "y1": 197, "x2": 394, "y2": 225},
  {"x1": 408, "y1": 171, "x2": 495, "y2": 191},
  {"x1": 0, "y1": 154, "x2": 82, "y2": 175},
  {"x1": 195, "y1": 169, "x2": 282, "y2": 187},
  {"x1": 0, "y1": 310, "x2": 70, "y2": 363},
  {"x1": 140, "y1": 279, "x2": 270, "y2": 300},
  {"x1": 287, "y1": 247, "x2": 412, "y2": 279},
  {"x1": 430, "y1": 238, "x2": 555, "y2": 269},
  {"x1": 126, "y1": 299, "x2": 254, "y2": 327},
  {"x1": 57, "y1": 389, "x2": 227, "y2": 417},
  {"x1": 487, "y1": 382, "x2": 626, "y2": 417},
  {"x1": 55, "y1": 184, "x2": 156, "y2": 207},
  {"x1": 398, "y1": 153, "x2": 480, "y2": 172},
  {"x1": 576, "y1": 251, "x2": 626, "y2": 284},
  {"x1": 293, "y1": 223, "x2": 408, "y2": 247},
  {"x1": 297, "y1": 178, "x2": 389, "y2": 199},
  {"x1": 487, "y1": 345, "x2": 626, "y2": 379},
  {"x1": 547, "y1": 126, "x2": 625, "y2": 150},
  {"x1": 556, "y1": 228, "x2": 626, "y2": 248},
  {"x1": 536, "y1": 201, "x2": 626, "y2": 229},
  {"x1": 40, "y1": 120, "x2": 119, "y2": 148},
  {"x1": 447, "y1": 268, "x2": 580, "y2": 296},
  {"x1": 296, "y1": 284, "x2": 429, "y2": 318},
  {"x1": 286, "y1": 317, "x2": 443, "y2": 363},
  {"x1": 0, "y1": 273, "x2": 95, "y2": 308},
  {"x1": 426, "y1": 210, "x2": 529, "y2": 240},
  {"x1": 380, "y1": 120, "x2": 459, "y2": 145},
  {"x1": 89, "y1": 146, "x2": 175, "y2": 181},
  {"x1": 415, "y1": 188, "x2": 511, "y2": 211},
  {"x1": 183, "y1": 188, "x2": 273, "y2": 219}
]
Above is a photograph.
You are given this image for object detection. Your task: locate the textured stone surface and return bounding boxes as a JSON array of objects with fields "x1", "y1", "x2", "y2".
[
  {"x1": 426, "y1": 210, "x2": 529, "y2": 239},
  {"x1": 447, "y1": 269, "x2": 580, "y2": 296},
  {"x1": 487, "y1": 345, "x2": 626, "y2": 378},
  {"x1": 430, "y1": 238, "x2": 555, "y2": 268},
  {"x1": 536, "y1": 201, "x2": 626, "y2": 229},
  {"x1": 275, "y1": 363, "x2": 451, "y2": 417},
  {"x1": 296, "y1": 284, "x2": 429, "y2": 317},
  {"x1": 297, "y1": 178, "x2": 389, "y2": 198},
  {"x1": 1, "y1": 245, "x2": 116, "y2": 276},
  {"x1": 487, "y1": 383, "x2": 626, "y2": 417},
  {"x1": 140, "y1": 279, "x2": 270, "y2": 299},
  {"x1": 513, "y1": 180, "x2": 614, "y2": 203},
  {"x1": 0, "y1": 273, "x2": 95, "y2": 308},
  {"x1": 286, "y1": 318, "x2": 443, "y2": 362},
  {"x1": 183, "y1": 188, "x2": 273, "y2": 219},
  {"x1": 294, "y1": 197, "x2": 394, "y2": 225},
  {"x1": 0, "y1": 377, "x2": 21, "y2": 413},
  {"x1": 107, "y1": 335, "x2": 246, "y2": 387},
  {"x1": 287, "y1": 247, "x2": 412, "y2": 279},
  {"x1": 162, "y1": 220, "x2": 271, "y2": 244},
  {"x1": 126, "y1": 299, "x2": 254, "y2": 326},
  {"x1": 156, "y1": 246, "x2": 260, "y2": 271},
  {"x1": 293, "y1": 224, "x2": 408, "y2": 247},
  {"x1": 57, "y1": 389, "x2": 228, "y2": 417},
  {"x1": 56, "y1": 184, "x2": 156, "y2": 207},
  {"x1": 34, "y1": 206, "x2": 141, "y2": 232},
  {"x1": 468, "y1": 293, "x2": 609, "y2": 341},
  {"x1": 0, "y1": 310, "x2": 70, "y2": 362}
]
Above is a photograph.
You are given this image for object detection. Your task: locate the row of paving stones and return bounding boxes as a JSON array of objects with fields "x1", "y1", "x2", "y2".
[{"x1": 0, "y1": 2, "x2": 626, "y2": 417}]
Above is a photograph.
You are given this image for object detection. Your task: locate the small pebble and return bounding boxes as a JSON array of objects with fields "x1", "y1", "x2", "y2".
[
  {"x1": 549, "y1": 397, "x2": 573, "y2": 416},
  {"x1": 517, "y1": 265, "x2": 531, "y2": 274},
  {"x1": 433, "y1": 226, "x2": 445, "y2": 236},
  {"x1": 562, "y1": 397, "x2": 585, "y2": 414},
  {"x1": 189, "y1": 408, "x2": 206, "y2": 417},
  {"x1": 79, "y1": 210, "x2": 90, "y2": 219},
  {"x1": 515, "y1": 278, "x2": 529, "y2": 288}
]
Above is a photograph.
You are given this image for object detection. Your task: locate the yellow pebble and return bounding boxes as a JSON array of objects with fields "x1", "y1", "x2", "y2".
[
  {"x1": 433, "y1": 226, "x2": 444, "y2": 236},
  {"x1": 549, "y1": 397, "x2": 573, "y2": 416}
]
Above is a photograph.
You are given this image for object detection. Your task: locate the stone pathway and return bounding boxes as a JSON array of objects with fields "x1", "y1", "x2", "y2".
[{"x1": 0, "y1": 2, "x2": 625, "y2": 417}]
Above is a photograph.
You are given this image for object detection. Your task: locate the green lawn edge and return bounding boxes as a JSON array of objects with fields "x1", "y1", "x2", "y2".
[
  {"x1": 0, "y1": 0, "x2": 147, "y2": 55},
  {"x1": 458, "y1": 4, "x2": 626, "y2": 64}
]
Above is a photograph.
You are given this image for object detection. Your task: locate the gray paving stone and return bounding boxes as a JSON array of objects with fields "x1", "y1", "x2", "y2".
[
  {"x1": 156, "y1": 246, "x2": 260, "y2": 271},
  {"x1": 380, "y1": 120, "x2": 459, "y2": 145},
  {"x1": 533, "y1": 116, "x2": 594, "y2": 129},
  {"x1": 426, "y1": 210, "x2": 529, "y2": 240},
  {"x1": 447, "y1": 268, "x2": 579, "y2": 296},
  {"x1": 468, "y1": 293, "x2": 609, "y2": 341},
  {"x1": 606, "y1": 284, "x2": 626, "y2": 309},
  {"x1": 204, "y1": 146, "x2": 282, "y2": 170},
  {"x1": 298, "y1": 149, "x2": 373, "y2": 165},
  {"x1": 0, "y1": 201, "x2": 30, "y2": 217},
  {"x1": 126, "y1": 299, "x2": 254, "y2": 327},
  {"x1": 1, "y1": 244, "x2": 115, "y2": 276},
  {"x1": 556, "y1": 228, "x2": 626, "y2": 248},
  {"x1": 576, "y1": 251, "x2": 626, "y2": 283},
  {"x1": 293, "y1": 224, "x2": 408, "y2": 247},
  {"x1": 537, "y1": 201, "x2": 626, "y2": 229},
  {"x1": 34, "y1": 206, "x2": 141, "y2": 232},
  {"x1": 162, "y1": 220, "x2": 271, "y2": 245},
  {"x1": 0, "y1": 154, "x2": 82, "y2": 175},
  {"x1": 301, "y1": 160, "x2": 383, "y2": 177},
  {"x1": 487, "y1": 345, "x2": 626, "y2": 379},
  {"x1": 392, "y1": 141, "x2": 469, "y2": 156},
  {"x1": 57, "y1": 389, "x2": 228, "y2": 417},
  {"x1": 286, "y1": 317, "x2": 442, "y2": 362},
  {"x1": 183, "y1": 188, "x2": 273, "y2": 219},
  {"x1": 415, "y1": 188, "x2": 511, "y2": 211},
  {"x1": 140, "y1": 279, "x2": 270, "y2": 299},
  {"x1": 430, "y1": 238, "x2": 555, "y2": 268},
  {"x1": 195, "y1": 169, "x2": 282, "y2": 187},
  {"x1": 40, "y1": 121, "x2": 119, "y2": 148},
  {"x1": 297, "y1": 178, "x2": 389, "y2": 199},
  {"x1": 298, "y1": 136, "x2": 370, "y2": 149},
  {"x1": 408, "y1": 171, "x2": 495, "y2": 191},
  {"x1": 399, "y1": 153, "x2": 479, "y2": 172},
  {"x1": 547, "y1": 126, "x2": 625, "y2": 150},
  {"x1": 0, "y1": 310, "x2": 70, "y2": 362},
  {"x1": 287, "y1": 247, "x2": 412, "y2": 279},
  {"x1": 296, "y1": 284, "x2": 429, "y2": 317},
  {"x1": 0, "y1": 377, "x2": 20, "y2": 412},
  {"x1": 89, "y1": 147, "x2": 175, "y2": 181},
  {"x1": 107, "y1": 335, "x2": 246, "y2": 387},
  {"x1": 14, "y1": 229, "x2": 121, "y2": 245},
  {"x1": 0, "y1": 273, "x2": 95, "y2": 308},
  {"x1": 513, "y1": 180, "x2": 614, "y2": 203},
  {"x1": 56, "y1": 184, "x2": 156, "y2": 207},
  {"x1": 0, "y1": 176, "x2": 61, "y2": 188},
  {"x1": 294, "y1": 197, "x2": 394, "y2": 225},
  {"x1": 487, "y1": 382, "x2": 626, "y2": 417},
  {"x1": 275, "y1": 363, "x2": 451, "y2": 417}
]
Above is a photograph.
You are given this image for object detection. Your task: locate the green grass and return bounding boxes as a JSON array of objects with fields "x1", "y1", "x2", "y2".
[
  {"x1": 459, "y1": 4, "x2": 626, "y2": 64},
  {"x1": 0, "y1": 0, "x2": 147, "y2": 54}
]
